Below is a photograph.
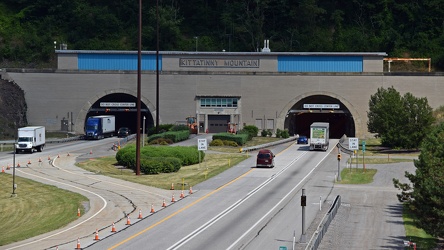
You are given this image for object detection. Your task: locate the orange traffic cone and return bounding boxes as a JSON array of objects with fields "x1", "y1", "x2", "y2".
[
  {"x1": 38, "y1": 157, "x2": 42, "y2": 162},
  {"x1": 6, "y1": 164, "x2": 10, "y2": 170},
  {"x1": 150, "y1": 204, "x2": 155, "y2": 213},
  {"x1": 180, "y1": 190, "x2": 184, "y2": 199},
  {"x1": 189, "y1": 186, "x2": 193, "y2": 194},
  {"x1": 170, "y1": 183, "x2": 174, "y2": 190},
  {"x1": 126, "y1": 215, "x2": 131, "y2": 225},
  {"x1": 48, "y1": 155, "x2": 51, "y2": 160},
  {"x1": 171, "y1": 194, "x2": 176, "y2": 203},
  {"x1": 138, "y1": 209, "x2": 143, "y2": 219},
  {"x1": 90, "y1": 150, "x2": 93, "y2": 154},
  {"x1": 1, "y1": 166, "x2": 4, "y2": 173},
  {"x1": 17, "y1": 161, "x2": 20, "y2": 168},
  {"x1": 111, "y1": 222, "x2": 116, "y2": 232},
  {"x1": 27, "y1": 159, "x2": 31, "y2": 164},
  {"x1": 67, "y1": 152, "x2": 70, "y2": 156},
  {"x1": 76, "y1": 238, "x2": 81, "y2": 249},
  {"x1": 77, "y1": 208, "x2": 81, "y2": 217},
  {"x1": 57, "y1": 154, "x2": 60, "y2": 158},
  {"x1": 162, "y1": 199, "x2": 167, "y2": 207},
  {"x1": 94, "y1": 229, "x2": 99, "y2": 240}
]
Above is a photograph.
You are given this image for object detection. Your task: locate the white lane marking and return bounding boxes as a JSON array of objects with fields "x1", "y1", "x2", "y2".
[
  {"x1": 167, "y1": 150, "x2": 310, "y2": 250},
  {"x1": 6, "y1": 157, "x2": 108, "y2": 250},
  {"x1": 227, "y1": 148, "x2": 334, "y2": 249}
]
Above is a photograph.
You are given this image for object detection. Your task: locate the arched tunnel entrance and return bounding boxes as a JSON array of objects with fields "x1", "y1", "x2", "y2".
[
  {"x1": 285, "y1": 95, "x2": 355, "y2": 139},
  {"x1": 86, "y1": 93, "x2": 154, "y2": 134}
]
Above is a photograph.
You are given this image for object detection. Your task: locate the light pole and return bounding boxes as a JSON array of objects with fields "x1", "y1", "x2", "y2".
[
  {"x1": 194, "y1": 36, "x2": 198, "y2": 51},
  {"x1": 12, "y1": 132, "x2": 17, "y2": 196},
  {"x1": 143, "y1": 116, "x2": 146, "y2": 147}
]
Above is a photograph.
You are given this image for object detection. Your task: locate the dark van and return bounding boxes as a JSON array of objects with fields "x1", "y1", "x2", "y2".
[{"x1": 256, "y1": 149, "x2": 275, "y2": 168}]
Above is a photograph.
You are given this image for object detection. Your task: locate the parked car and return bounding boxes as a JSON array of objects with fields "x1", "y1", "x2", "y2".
[
  {"x1": 117, "y1": 127, "x2": 131, "y2": 138},
  {"x1": 297, "y1": 135, "x2": 308, "y2": 144},
  {"x1": 256, "y1": 149, "x2": 275, "y2": 168}
]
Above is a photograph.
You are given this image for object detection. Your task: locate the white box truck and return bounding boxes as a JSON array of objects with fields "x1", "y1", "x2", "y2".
[
  {"x1": 15, "y1": 126, "x2": 46, "y2": 153},
  {"x1": 85, "y1": 115, "x2": 116, "y2": 139},
  {"x1": 310, "y1": 122, "x2": 329, "y2": 151}
]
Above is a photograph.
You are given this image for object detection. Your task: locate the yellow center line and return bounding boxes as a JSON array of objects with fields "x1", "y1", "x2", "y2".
[
  {"x1": 109, "y1": 168, "x2": 254, "y2": 249},
  {"x1": 109, "y1": 141, "x2": 296, "y2": 249}
]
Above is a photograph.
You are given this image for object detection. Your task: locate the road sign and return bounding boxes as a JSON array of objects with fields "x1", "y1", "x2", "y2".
[
  {"x1": 198, "y1": 139, "x2": 207, "y2": 151},
  {"x1": 349, "y1": 138, "x2": 359, "y2": 150},
  {"x1": 362, "y1": 140, "x2": 366, "y2": 152}
]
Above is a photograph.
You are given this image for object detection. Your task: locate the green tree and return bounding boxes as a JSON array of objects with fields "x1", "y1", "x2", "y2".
[
  {"x1": 393, "y1": 123, "x2": 444, "y2": 237},
  {"x1": 367, "y1": 87, "x2": 434, "y2": 148}
]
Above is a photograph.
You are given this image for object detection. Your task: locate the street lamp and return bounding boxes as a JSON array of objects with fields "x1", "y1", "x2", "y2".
[
  {"x1": 194, "y1": 36, "x2": 198, "y2": 51},
  {"x1": 143, "y1": 116, "x2": 146, "y2": 147}
]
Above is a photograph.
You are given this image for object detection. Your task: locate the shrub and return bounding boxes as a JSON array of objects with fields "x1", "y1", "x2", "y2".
[
  {"x1": 140, "y1": 157, "x2": 181, "y2": 174},
  {"x1": 243, "y1": 125, "x2": 258, "y2": 138},
  {"x1": 281, "y1": 129, "x2": 290, "y2": 138},
  {"x1": 213, "y1": 132, "x2": 249, "y2": 145},
  {"x1": 147, "y1": 124, "x2": 174, "y2": 135},
  {"x1": 140, "y1": 146, "x2": 204, "y2": 165},
  {"x1": 148, "y1": 130, "x2": 190, "y2": 143},
  {"x1": 261, "y1": 130, "x2": 268, "y2": 137},
  {"x1": 267, "y1": 130, "x2": 273, "y2": 137},
  {"x1": 276, "y1": 128, "x2": 282, "y2": 138},
  {"x1": 149, "y1": 138, "x2": 174, "y2": 145},
  {"x1": 223, "y1": 140, "x2": 238, "y2": 147},
  {"x1": 237, "y1": 129, "x2": 253, "y2": 141},
  {"x1": 170, "y1": 124, "x2": 190, "y2": 131},
  {"x1": 210, "y1": 139, "x2": 224, "y2": 146}
]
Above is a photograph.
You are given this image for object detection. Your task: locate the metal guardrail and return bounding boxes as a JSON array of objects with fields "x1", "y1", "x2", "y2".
[
  {"x1": 337, "y1": 134, "x2": 353, "y2": 155},
  {"x1": 239, "y1": 136, "x2": 298, "y2": 153},
  {"x1": 304, "y1": 195, "x2": 342, "y2": 250}
]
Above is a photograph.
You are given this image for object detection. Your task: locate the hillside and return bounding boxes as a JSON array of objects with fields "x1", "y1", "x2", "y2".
[{"x1": 0, "y1": 79, "x2": 27, "y2": 139}]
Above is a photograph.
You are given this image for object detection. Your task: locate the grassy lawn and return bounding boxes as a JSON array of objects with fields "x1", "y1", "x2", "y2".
[
  {"x1": 403, "y1": 204, "x2": 438, "y2": 249},
  {"x1": 0, "y1": 173, "x2": 88, "y2": 246},
  {"x1": 338, "y1": 168, "x2": 377, "y2": 184},
  {"x1": 347, "y1": 156, "x2": 414, "y2": 165},
  {"x1": 77, "y1": 153, "x2": 250, "y2": 190}
]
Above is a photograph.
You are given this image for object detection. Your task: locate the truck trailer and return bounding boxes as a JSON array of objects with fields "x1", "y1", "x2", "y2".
[
  {"x1": 85, "y1": 115, "x2": 116, "y2": 139},
  {"x1": 15, "y1": 126, "x2": 46, "y2": 153},
  {"x1": 309, "y1": 122, "x2": 329, "y2": 151}
]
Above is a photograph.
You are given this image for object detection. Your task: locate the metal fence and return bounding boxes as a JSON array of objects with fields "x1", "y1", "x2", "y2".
[{"x1": 304, "y1": 195, "x2": 342, "y2": 250}]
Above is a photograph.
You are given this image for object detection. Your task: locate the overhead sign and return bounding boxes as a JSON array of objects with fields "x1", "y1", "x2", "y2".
[
  {"x1": 303, "y1": 104, "x2": 340, "y2": 109},
  {"x1": 349, "y1": 138, "x2": 359, "y2": 150},
  {"x1": 100, "y1": 102, "x2": 136, "y2": 107},
  {"x1": 198, "y1": 139, "x2": 207, "y2": 151}
]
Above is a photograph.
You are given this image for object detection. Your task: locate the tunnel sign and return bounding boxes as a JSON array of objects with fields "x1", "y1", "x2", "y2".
[
  {"x1": 349, "y1": 138, "x2": 359, "y2": 150},
  {"x1": 198, "y1": 139, "x2": 207, "y2": 151}
]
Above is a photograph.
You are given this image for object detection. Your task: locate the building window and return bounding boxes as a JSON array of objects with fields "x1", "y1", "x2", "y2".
[{"x1": 200, "y1": 98, "x2": 238, "y2": 108}]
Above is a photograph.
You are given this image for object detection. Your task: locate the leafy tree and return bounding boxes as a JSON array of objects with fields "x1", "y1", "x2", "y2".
[
  {"x1": 367, "y1": 87, "x2": 434, "y2": 148},
  {"x1": 393, "y1": 123, "x2": 444, "y2": 237}
]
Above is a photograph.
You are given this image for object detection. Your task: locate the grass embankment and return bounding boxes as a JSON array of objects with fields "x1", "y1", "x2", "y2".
[
  {"x1": 0, "y1": 173, "x2": 88, "y2": 246},
  {"x1": 403, "y1": 206, "x2": 438, "y2": 249},
  {"x1": 78, "y1": 153, "x2": 248, "y2": 190},
  {"x1": 338, "y1": 168, "x2": 377, "y2": 184}
]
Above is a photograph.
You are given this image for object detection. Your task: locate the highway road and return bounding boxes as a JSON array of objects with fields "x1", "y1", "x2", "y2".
[
  {"x1": 0, "y1": 136, "x2": 411, "y2": 250},
  {"x1": 86, "y1": 139, "x2": 339, "y2": 250}
]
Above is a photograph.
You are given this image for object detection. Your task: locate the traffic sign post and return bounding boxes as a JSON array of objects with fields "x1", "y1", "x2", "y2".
[
  {"x1": 197, "y1": 139, "x2": 207, "y2": 170},
  {"x1": 362, "y1": 141, "x2": 366, "y2": 171}
]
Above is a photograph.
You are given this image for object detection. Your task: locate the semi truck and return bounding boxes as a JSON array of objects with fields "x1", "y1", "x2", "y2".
[
  {"x1": 85, "y1": 115, "x2": 116, "y2": 139},
  {"x1": 309, "y1": 122, "x2": 329, "y2": 151},
  {"x1": 15, "y1": 126, "x2": 46, "y2": 153}
]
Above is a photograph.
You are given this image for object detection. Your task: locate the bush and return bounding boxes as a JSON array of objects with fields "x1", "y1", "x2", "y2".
[
  {"x1": 147, "y1": 124, "x2": 174, "y2": 135},
  {"x1": 116, "y1": 145, "x2": 136, "y2": 169},
  {"x1": 170, "y1": 124, "x2": 190, "y2": 131},
  {"x1": 148, "y1": 130, "x2": 190, "y2": 143},
  {"x1": 281, "y1": 129, "x2": 290, "y2": 138},
  {"x1": 242, "y1": 125, "x2": 258, "y2": 138},
  {"x1": 210, "y1": 139, "x2": 224, "y2": 146},
  {"x1": 276, "y1": 128, "x2": 282, "y2": 138},
  {"x1": 267, "y1": 130, "x2": 273, "y2": 137},
  {"x1": 213, "y1": 132, "x2": 249, "y2": 145},
  {"x1": 140, "y1": 157, "x2": 181, "y2": 174},
  {"x1": 149, "y1": 138, "x2": 174, "y2": 145},
  {"x1": 223, "y1": 140, "x2": 238, "y2": 147},
  {"x1": 237, "y1": 129, "x2": 253, "y2": 141},
  {"x1": 261, "y1": 130, "x2": 268, "y2": 137},
  {"x1": 140, "y1": 146, "x2": 204, "y2": 165}
]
